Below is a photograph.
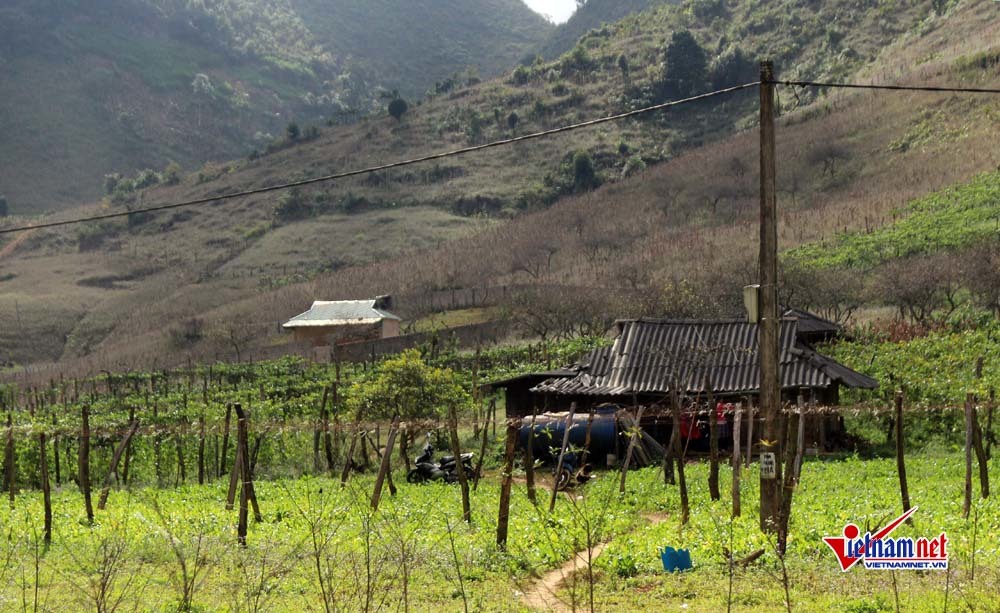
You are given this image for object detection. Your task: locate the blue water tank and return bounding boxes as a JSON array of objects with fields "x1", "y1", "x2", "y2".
[{"x1": 518, "y1": 405, "x2": 621, "y2": 465}]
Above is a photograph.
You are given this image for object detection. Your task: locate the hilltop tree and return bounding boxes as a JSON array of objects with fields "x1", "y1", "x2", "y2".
[
  {"x1": 572, "y1": 151, "x2": 600, "y2": 192},
  {"x1": 0, "y1": 195, "x2": 8, "y2": 217},
  {"x1": 660, "y1": 29, "x2": 708, "y2": 99},
  {"x1": 388, "y1": 97, "x2": 409, "y2": 121},
  {"x1": 286, "y1": 122, "x2": 300, "y2": 141}
]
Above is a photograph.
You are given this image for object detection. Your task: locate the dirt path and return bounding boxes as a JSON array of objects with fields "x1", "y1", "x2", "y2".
[
  {"x1": 520, "y1": 513, "x2": 669, "y2": 612},
  {"x1": 0, "y1": 229, "x2": 35, "y2": 259}
]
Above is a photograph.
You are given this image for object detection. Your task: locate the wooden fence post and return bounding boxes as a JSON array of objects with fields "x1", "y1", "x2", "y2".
[
  {"x1": 497, "y1": 419, "x2": 519, "y2": 550},
  {"x1": 80, "y1": 406, "x2": 94, "y2": 524},
  {"x1": 371, "y1": 417, "x2": 400, "y2": 510},
  {"x1": 98, "y1": 420, "x2": 140, "y2": 510},
  {"x1": 448, "y1": 404, "x2": 471, "y2": 523},
  {"x1": 198, "y1": 408, "x2": 206, "y2": 485},
  {"x1": 745, "y1": 396, "x2": 755, "y2": 469},
  {"x1": 548, "y1": 402, "x2": 576, "y2": 512},
  {"x1": 732, "y1": 405, "x2": 742, "y2": 518}
]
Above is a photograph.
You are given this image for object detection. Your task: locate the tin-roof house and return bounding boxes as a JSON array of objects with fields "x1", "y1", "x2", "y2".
[
  {"x1": 489, "y1": 316, "x2": 876, "y2": 418},
  {"x1": 282, "y1": 295, "x2": 401, "y2": 347}
]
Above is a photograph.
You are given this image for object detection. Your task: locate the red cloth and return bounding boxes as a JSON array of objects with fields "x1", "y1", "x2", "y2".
[{"x1": 680, "y1": 413, "x2": 701, "y2": 439}]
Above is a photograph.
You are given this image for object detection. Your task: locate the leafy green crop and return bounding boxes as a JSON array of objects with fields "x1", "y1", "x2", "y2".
[{"x1": 786, "y1": 171, "x2": 1000, "y2": 269}]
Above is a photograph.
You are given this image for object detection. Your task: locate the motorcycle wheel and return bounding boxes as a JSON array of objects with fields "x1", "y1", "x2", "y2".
[
  {"x1": 555, "y1": 468, "x2": 572, "y2": 491},
  {"x1": 406, "y1": 469, "x2": 426, "y2": 484}
]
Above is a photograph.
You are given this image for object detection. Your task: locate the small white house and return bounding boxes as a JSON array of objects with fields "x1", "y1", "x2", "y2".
[{"x1": 282, "y1": 295, "x2": 401, "y2": 347}]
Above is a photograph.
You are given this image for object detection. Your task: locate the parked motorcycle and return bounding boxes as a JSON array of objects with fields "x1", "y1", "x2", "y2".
[
  {"x1": 552, "y1": 451, "x2": 593, "y2": 491},
  {"x1": 406, "y1": 435, "x2": 476, "y2": 484}
]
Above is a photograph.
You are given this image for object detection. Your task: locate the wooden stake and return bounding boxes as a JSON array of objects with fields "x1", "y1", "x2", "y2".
[
  {"x1": 732, "y1": 406, "x2": 743, "y2": 518},
  {"x1": 670, "y1": 389, "x2": 689, "y2": 524},
  {"x1": 220, "y1": 403, "x2": 232, "y2": 478},
  {"x1": 235, "y1": 403, "x2": 261, "y2": 527},
  {"x1": 448, "y1": 404, "x2": 471, "y2": 523},
  {"x1": 98, "y1": 420, "x2": 140, "y2": 510},
  {"x1": 619, "y1": 407, "x2": 645, "y2": 495},
  {"x1": 778, "y1": 408, "x2": 800, "y2": 554},
  {"x1": 472, "y1": 414, "x2": 490, "y2": 491},
  {"x1": 340, "y1": 426, "x2": 359, "y2": 488},
  {"x1": 324, "y1": 384, "x2": 336, "y2": 473},
  {"x1": 371, "y1": 417, "x2": 400, "y2": 511},
  {"x1": 894, "y1": 392, "x2": 912, "y2": 525},
  {"x1": 964, "y1": 394, "x2": 974, "y2": 519},
  {"x1": 226, "y1": 438, "x2": 242, "y2": 511},
  {"x1": 5, "y1": 412, "x2": 15, "y2": 508},
  {"x1": 971, "y1": 406, "x2": 990, "y2": 499},
  {"x1": 548, "y1": 402, "x2": 576, "y2": 512},
  {"x1": 80, "y1": 406, "x2": 94, "y2": 524},
  {"x1": 497, "y1": 420, "x2": 519, "y2": 550},
  {"x1": 39, "y1": 432, "x2": 51, "y2": 545},
  {"x1": 708, "y1": 378, "x2": 720, "y2": 501},
  {"x1": 197, "y1": 407, "x2": 206, "y2": 485},
  {"x1": 525, "y1": 411, "x2": 537, "y2": 504}
]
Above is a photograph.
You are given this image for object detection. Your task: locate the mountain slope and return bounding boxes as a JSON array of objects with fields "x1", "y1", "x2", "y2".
[
  {"x1": 0, "y1": 0, "x2": 552, "y2": 215},
  {"x1": 2, "y1": 0, "x2": 996, "y2": 372},
  {"x1": 539, "y1": 0, "x2": 672, "y2": 59}
]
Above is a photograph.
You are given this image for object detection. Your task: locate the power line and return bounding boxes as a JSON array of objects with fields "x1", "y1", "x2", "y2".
[
  {"x1": 0, "y1": 81, "x2": 761, "y2": 237},
  {"x1": 775, "y1": 79, "x2": 1000, "y2": 95}
]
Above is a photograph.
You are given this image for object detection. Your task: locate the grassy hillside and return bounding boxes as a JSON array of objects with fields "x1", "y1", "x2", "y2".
[
  {"x1": 1, "y1": 0, "x2": 998, "y2": 371},
  {"x1": 0, "y1": 0, "x2": 552, "y2": 214}
]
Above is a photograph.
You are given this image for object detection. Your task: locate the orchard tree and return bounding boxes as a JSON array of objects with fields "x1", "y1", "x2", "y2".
[{"x1": 347, "y1": 349, "x2": 468, "y2": 420}]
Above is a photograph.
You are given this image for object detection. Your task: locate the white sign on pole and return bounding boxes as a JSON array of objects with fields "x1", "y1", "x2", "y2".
[{"x1": 760, "y1": 452, "x2": 777, "y2": 479}]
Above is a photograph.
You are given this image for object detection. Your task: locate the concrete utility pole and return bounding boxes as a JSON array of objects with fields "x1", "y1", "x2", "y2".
[{"x1": 758, "y1": 60, "x2": 782, "y2": 533}]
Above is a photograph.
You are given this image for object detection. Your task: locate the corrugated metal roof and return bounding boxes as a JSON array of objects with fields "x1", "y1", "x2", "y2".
[
  {"x1": 282, "y1": 299, "x2": 401, "y2": 328},
  {"x1": 783, "y1": 307, "x2": 841, "y2": 337},
  {"x1": 532, "y1": 319, "x2": 876, "y2": 396}
]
